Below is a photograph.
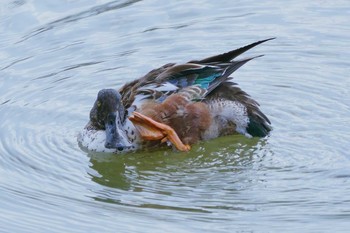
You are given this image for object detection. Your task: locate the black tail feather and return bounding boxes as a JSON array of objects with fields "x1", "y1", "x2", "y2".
[{"x1": 194, "y1": 37, "x2": 275, "y2": 64}]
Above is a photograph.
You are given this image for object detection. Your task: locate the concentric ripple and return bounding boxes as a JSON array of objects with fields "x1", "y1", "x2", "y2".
[{"x1": 1, "y1": 0, "x2": 350, "y2": 232}]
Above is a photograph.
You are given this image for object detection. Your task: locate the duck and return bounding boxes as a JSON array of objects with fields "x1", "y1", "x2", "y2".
[{"x1": 78, "y1": 38, "x2": 274, "y2": 153}]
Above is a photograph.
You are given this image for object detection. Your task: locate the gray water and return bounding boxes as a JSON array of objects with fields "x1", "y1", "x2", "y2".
[{"x1": 1, "y1": 0, "x2": 350, "y2": 232}]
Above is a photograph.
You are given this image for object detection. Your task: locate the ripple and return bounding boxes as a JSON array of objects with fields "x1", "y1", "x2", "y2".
[
  {"x1": 1, "y1": 0, "x2": 350, "y2": 232},
  {"x1": 84, "y1": 136, "x2": 272, "y2": 214},
  {"x1": 16, "y1": 0, "x2": 142, "y2": 44}
]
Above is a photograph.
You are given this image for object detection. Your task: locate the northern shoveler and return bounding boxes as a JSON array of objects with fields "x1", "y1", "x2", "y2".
[{"x1": 79, "y1": 38, "x2": 274, "y2": 153}]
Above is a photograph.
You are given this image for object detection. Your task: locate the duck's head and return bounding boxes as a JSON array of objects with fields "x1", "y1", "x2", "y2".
[{"x1": 89, "y1": 89, "x2": 131, "y2": 151}]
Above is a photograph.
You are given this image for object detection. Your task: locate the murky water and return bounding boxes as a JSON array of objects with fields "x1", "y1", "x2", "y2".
[{"x1": 1, "y1": 0, "x2": 350, "y2": 232}]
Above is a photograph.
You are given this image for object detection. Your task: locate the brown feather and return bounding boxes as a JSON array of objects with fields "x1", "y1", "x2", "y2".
[{"x1": 138, "y1": 94, "x2": 211, "y2": 145}]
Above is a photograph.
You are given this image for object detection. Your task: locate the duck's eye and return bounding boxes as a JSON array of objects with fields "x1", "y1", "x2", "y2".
[{"x1": 97, "y1": 101, "x2": 101, "y2": 108}]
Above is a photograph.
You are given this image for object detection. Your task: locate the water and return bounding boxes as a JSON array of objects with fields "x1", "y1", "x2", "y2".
[{"x1": 1, "y1": 0, "x2": 350, "y2": 232}]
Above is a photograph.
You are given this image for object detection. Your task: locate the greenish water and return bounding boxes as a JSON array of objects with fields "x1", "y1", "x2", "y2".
[{"x1": 1, "y1": 0, "x2": 350, "y2": 232}]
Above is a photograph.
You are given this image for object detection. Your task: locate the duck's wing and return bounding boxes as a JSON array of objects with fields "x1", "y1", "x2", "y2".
[
  {"x1": 127, "y1": 57, "x2": 264, "y2": 108},
  {"x1": 119, "y1": 63, "x2": 176, "y2": 109},
  {"x1": 154, "y1": 38, "x2": 275, "y2": 97},
  {"x1": 123, "y1": 38, "x2": 274, "y2": 113},
  {"x1": 146, "y1": 56, "x2": 261, "y2": 103}
]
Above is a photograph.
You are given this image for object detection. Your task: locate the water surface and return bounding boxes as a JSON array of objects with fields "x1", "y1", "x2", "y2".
[{"x1": 1, "y1": 0, "x2": 350, "y2": 232}]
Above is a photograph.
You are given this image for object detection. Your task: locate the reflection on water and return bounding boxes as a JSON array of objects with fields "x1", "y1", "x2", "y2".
[
  {"x1": 18, "y1": 0, "x2": 142, "y2": 43},
  {"x1": 88, "y1": 135, "x2": 263, "y2": 188},
  {"x1": 89, "y1": 135, "x2": 267, "y2": 212},
  {"x1": 1, "y1": 0, "x2": 350, "y2": 232}
]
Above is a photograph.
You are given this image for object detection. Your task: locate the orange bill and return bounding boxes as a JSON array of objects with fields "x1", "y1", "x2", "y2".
[{"x1": 129, "y1": 111, "x2": 191, "y2": 152}]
